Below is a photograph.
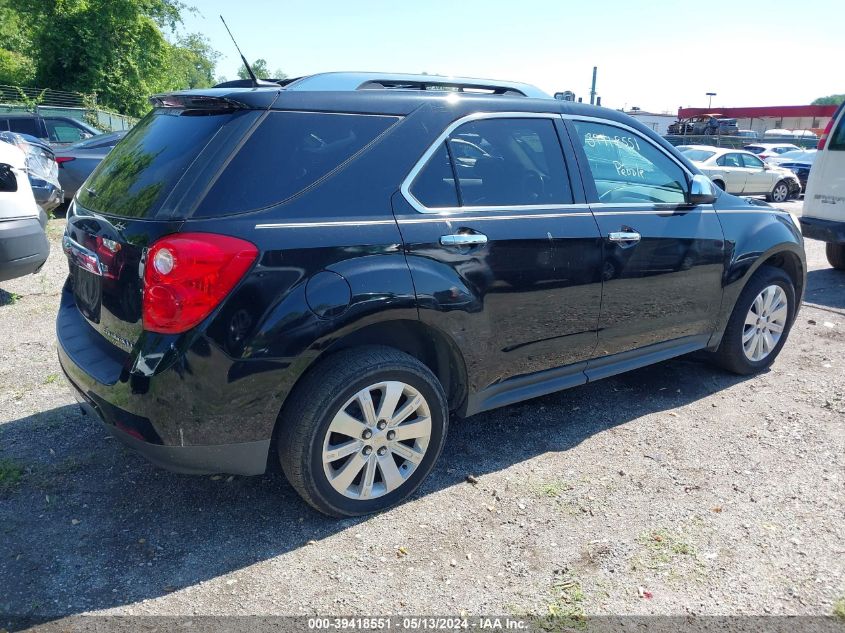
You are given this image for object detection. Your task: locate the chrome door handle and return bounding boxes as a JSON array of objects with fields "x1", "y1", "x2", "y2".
[
  {"x1": 440, "y1": 233, "x2": 488, "y2": 247},
  {"x1": 608, "y1": 231, "x2": 641, "y2": 243}
]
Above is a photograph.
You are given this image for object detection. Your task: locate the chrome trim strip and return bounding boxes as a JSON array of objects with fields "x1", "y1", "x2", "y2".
[
  {"x1": 399, "y1": 111, "x2": 569, "y2": 215},
  {"x1": 255, "y1": 210, "x2": 593, "y2": 230},
  {"x1": 400, "y1": 210, "x2": 591, "y2": 223},
  {"x1": 256, "y1": 219, "x2": 397, "y2": 229}
]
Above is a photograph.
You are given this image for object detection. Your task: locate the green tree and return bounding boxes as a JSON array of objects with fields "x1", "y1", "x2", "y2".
[
  {"x1": 237, "y1": 58, "x2": 268, "y2": 80},
  {"x1": 237, "y1": 58, "x2": 287, "y2": 81},
  {"x1": 0, "y1": 0, "x2": 36, "y2": 85},
  {"x1": 168, "y1": 33, "x2": 220, "y2": 89},
  {"x1": 812, "y1": 94, "x2": 845, "y2": 106},
  {"x1": 4, "y1": 0, "x2": 219, "y2": 116}
]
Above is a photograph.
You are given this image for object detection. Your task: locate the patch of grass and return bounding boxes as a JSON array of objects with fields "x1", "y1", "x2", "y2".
[
  {"x1": 534, "y1": 480, "x2": 575, "y2": 498},
  {"x1": 0, "y1": 459, "x2": 23, "y2": 490},
  {"x1": 633, "y1": 528, "x2": 698, "y2": 571},
  {"x1": 44, "y1": 373, "x2": 59, "y2": 384},
  {"x1": 532, "y1": 569, "x2": 586, "y2": 631},
  {"x1": 833, "y1": 596, "x2": 845, "y2": 620}
]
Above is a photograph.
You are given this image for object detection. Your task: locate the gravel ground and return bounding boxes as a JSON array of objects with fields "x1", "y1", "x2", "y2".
[{"x1": 0, "y1": 201, "x2": 843, "y2": 628}]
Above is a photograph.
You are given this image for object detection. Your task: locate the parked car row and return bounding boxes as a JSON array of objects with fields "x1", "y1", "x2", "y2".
[{"x1": 676, "y1": 145, "x2": 800, "y2": 202}]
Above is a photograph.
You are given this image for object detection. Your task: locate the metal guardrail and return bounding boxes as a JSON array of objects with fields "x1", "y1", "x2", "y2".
[{"x1": 664, "y1": 134, "x2": 818, "y2": 150}]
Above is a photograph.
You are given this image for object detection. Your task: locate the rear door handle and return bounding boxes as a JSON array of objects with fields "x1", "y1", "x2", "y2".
[
  {"x1": 440, "y1": 233, "x2": 488, "y2": 247},
  {"x1": 608, "y1": 231, "x2": 641, "y2": 243}
]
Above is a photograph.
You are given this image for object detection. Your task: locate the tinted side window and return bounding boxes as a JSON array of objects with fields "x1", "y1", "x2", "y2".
[
  {"x1": 741, "y1": 153, "x2": 764, "y2": 169},
  {"x1": 8, "y1": 117, "x2": 40, "y2": 137},
  {"x1": 410, "y1": 142, "x2": 459, "y2": 208},
  {"x1": 45, "y1": 119, "x2": 87, "y2": 143},
  {"x1": 573, "y1": 120, "x2": 686, "y2": 204},
  {"x1": 196, "y1": 112, "x2": 398, "y2": 217},
  {"x1": 448, "y1": 118, "x2": 572, "y2": 206}
]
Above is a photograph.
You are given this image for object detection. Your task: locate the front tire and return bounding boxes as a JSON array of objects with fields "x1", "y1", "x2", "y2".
[
  {"x1": 710, "y1": 266, "x2": 795, "y2": 375},
  {"x1": 768, "y1": 180, "x2": 790, "y2": 203},
  {"x1": 826, "y1": 243, "x2": 845, "y2": 270},
  {"x1": 277, "y1": 346, "x2": 448, "y2": 517}
]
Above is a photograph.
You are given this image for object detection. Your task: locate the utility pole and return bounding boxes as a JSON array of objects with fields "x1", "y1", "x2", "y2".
[
  {"x1": 706, "y1": 92, "x2": 717, "y2": 109},
  {"x1": 590, "y1": 66, "x2": 597, "y2": 105}
]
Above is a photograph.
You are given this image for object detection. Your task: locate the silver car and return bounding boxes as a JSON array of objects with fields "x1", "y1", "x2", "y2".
[
  {"x1": 54, "y1": 131, "x2": 126, "y2": 201},
  {"x1": 677, "y1": 145, "x2": 801, "y2": 202}
]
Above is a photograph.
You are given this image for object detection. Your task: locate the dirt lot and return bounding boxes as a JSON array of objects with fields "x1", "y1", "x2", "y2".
[{"x1": 1, "y1": 203, "x2": 843, "y2": 628}]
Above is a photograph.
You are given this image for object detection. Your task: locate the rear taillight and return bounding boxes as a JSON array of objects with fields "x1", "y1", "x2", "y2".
[
  {"x1": 142, "y1": 233, "x2": 258, "y2": 334},
  {"x1": 55, "y1": 156, "x2": 75, "y2": 165},
  {"x1": 818, "y1": 118, "x2": 835, "y2": 150}
]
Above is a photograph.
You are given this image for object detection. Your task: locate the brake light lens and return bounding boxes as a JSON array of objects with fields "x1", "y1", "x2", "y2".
[
  {"x1": 818, "y1": 118, "x2": 835, "y2": 150},
  {"x1": 142, "y1": 233, "x2": 258, "y2": 334},
  {"x1": 55, "y1": 156, "x2": 75, "y2": 165}
]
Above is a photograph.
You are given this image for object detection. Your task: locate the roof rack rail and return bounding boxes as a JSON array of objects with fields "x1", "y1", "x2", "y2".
[{"x1": 283, "y1": 72, "x2": 550, "y2": 99}]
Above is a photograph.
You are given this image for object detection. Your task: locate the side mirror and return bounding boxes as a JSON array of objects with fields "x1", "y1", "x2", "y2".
[
  {"x1": 763, "y1": 163, "x2": 771, "y2": 170},
  {"x1": 0, "y1": 164, "x2": 17, "y2": 192},
  {"x1": 688, "y1": 174, "x2": 717, "y2": 205}
]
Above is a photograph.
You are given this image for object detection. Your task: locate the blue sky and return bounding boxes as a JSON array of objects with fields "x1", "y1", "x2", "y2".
[{"x1": 182, "y1": 0, "x2": 844, "y2": 113}]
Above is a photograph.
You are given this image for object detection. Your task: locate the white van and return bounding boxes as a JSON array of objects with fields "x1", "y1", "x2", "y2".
[
  {"x1": 801, "y1": 102, "x2": 845, "y2": 269},
  {"x1": 0, "y1": 140, "x2": 50, "y2": 282}
]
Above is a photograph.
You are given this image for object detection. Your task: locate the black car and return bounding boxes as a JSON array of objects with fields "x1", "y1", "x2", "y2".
[
  {"x1": 57, "y1": 73, "x2": 805, "y2": 517},
  {"x1": 0, "y1": 113, "x2": 102, "y2": 146}
]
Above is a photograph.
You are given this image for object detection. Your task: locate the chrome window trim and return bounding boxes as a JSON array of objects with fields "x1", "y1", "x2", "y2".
[
  {"x1": 561, "y1": 114, "x2": 695, "y2": 181},
  {"x1": 400, "y1": 111, "x2": 580, "y2": 215}
]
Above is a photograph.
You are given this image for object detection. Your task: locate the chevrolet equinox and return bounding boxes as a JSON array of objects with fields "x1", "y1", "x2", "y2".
[{"x1": 57, "y1": 73, "x2": 806, "y2": 516}]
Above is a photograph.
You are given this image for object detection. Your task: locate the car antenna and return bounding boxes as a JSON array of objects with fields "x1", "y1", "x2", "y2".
[{"x1": 220, "y1": 15, "x2": 260, "y2": 87}]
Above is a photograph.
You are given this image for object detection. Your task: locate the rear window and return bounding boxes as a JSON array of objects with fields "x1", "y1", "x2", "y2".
[
  {"x1": 680, "y1": 149, "x2": 715, "y2": 162},
  {"x1": 8, "y1": 117, "x2": 40, "y2": 137},
  {"x1": 195, "y1": 111, "x2": 399, "y2": 216},
  {"x1": 78, "y1": 109, "x2": 234, "y2": 217}
]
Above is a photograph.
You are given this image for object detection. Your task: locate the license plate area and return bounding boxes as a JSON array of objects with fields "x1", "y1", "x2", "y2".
[{"x1": 72, "y1": 265, "x2": 102, "y2": 322}]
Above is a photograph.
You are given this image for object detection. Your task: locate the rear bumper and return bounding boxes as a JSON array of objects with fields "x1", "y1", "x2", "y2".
[
  {"x1": 70, "y1": 386, "x2": 270, "y2": 475},
  {"x1": 56, "y1": 284, "x2": 272, "y2": 476},
  {"x1": 0, "y1": 216, "x2": 50, "y2": 283},
  {"x1": 799, "y1": 216, "x2": 845, "y2": 243}
]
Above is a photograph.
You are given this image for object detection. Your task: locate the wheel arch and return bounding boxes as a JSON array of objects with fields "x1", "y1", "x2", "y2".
[
  {"x1": 708, "y1": 240, "x2": 805, "y2": 350},
  {"x1": 265, "y1": 318, "x2": 468, "y2": 472}
]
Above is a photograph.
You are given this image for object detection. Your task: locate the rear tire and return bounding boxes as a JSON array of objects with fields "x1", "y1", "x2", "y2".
[
  {"x1": 277, "y1": 346, "x2": 448, "y2": 517},
  {"x1": 826, "y1": 243, "x2": 845, "y2": 270},
  {"x1": 709, "y1": 265, "x2": 795, "y2": 375}
]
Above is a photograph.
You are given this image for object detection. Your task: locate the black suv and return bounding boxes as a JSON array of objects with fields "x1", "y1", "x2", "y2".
[
  {"x1": 57, "y1": 73, "x2": 805, "y2": 517},
  {"x1": 0, "y1": 113, "x2": 101, "y2": 145}
]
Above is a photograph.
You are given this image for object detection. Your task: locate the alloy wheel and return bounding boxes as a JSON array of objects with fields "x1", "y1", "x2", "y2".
[
  {"x1": 742, "y1": 284, "x2": 788, "y2": 362},
  {"x1": 322, "y1": 381, "x2": 432, "y2": 500},
  {"x1": 772, "y1": 183, "x2": 789, "y2": 202}
]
